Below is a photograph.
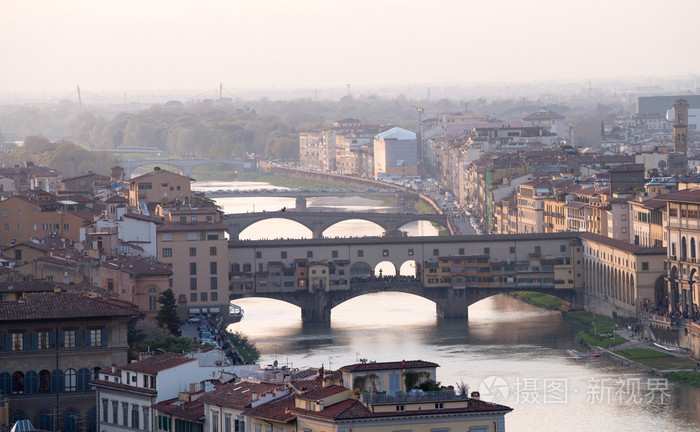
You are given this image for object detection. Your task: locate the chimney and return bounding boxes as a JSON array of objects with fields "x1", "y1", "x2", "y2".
[{"x1": 470, "y1": 391, "x2": 480, "y2": 400}]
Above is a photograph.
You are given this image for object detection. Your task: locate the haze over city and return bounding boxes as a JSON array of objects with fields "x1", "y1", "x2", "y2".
[{"x1": 2, "y1": 0, "x2": 700, "y2": 98}]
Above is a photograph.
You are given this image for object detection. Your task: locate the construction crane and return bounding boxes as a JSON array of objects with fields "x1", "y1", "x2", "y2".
[{"x1": 410, "y1": 105, "x2": 424, "y2": 171}]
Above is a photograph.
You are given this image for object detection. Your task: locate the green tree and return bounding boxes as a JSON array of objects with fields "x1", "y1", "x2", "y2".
[{"x1": 155, "y1": 288, "x2": 181, "y2": 336}]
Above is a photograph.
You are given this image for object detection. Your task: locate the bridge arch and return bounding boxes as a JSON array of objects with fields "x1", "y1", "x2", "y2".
[
  {"x1": 237, "y1": 218, "x2": 313, "y2": 240},
  {"x1": 399, "y1": 259, "x2": 420, "y2": 278},
  {"x1": 323, "y1": 219, "x2": 384, "y2": 238},
  {"x1": 374, "y1": 261, "x2": 397, "y2": 277}
]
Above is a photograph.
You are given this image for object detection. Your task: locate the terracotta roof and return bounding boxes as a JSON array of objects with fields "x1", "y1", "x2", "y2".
[
  {"x1": 123, "y1": 212, "x2": 164, "y2": 224},
  {"x1": 120, "y1": 352, "x2": 196, "y2": 374},
  {"x1": 104, "y1": 195, "x2": 128, "y2": 203},
  {"x1": 0, "y1": 291, "x2": 141, "y2": 321},
  {"x1": 157, "y1": 222, "x2": 228, "y2": 232},
  {"x1": 128, "y1": 169, "x2": 193, "y2": 183},
  {"x1": 292, "y1": 398, "x2": 372, "y2": 420},
  {"x1": 655, "y1": 188, "x2": 700, "y2": 204},
  {"x1": 295, "y1": 385, "x2": 349, "y2": 401},
  {"x1": 199, "y1": 381, "x2": 287, "y2": 409},
  {"x1": 61, "y1": 172, "x2": 110, "y2": 182},
  {"x1": 153, "y1": 396, "x2": 207, "y2": 421},
  {"x1": 166, "y1": 208, "x2": 218, "y2": 215},
  {"x1": 244, "y1": 393, "x2": 296, "y2": 423},
  {"x1": 91, "y1": 379, "x2": 158, "y2": 395},
  {"x1": 579, "y1": 232, "x2": 666, "y2": 255},
  {"x1": 0, "y1": 281, "x2": 65, "y2": 293},
  {"x1": 103, "y1": 256, "x2": 172, "y2": 276},
  {"x1": 290, "y1": 379, "x2": 325, "y2": 394},
  {"x1": 368, "y1": 399, "x2": 513, "y2": 418},
  {"x1": 339, "y1": 360, "x2": 439, "y2": 373}
]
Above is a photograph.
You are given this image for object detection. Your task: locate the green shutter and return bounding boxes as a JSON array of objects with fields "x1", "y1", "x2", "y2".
[{"x1": 101, "y1": 328, "x2": 109, "y2": 347}]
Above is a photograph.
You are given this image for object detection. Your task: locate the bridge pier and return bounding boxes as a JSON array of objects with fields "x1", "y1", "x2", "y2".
[
  {"x1": 434, "y1": 288, "x2": 471, "y2": 319},
  {"x1": 296, "y1": 197, "x2": 307, "y2": 210},
  {"x1": 300, "y1": 291, "x2": 331, "y2": 323}
]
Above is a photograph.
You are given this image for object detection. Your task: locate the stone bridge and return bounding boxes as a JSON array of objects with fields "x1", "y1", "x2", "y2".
[
  {"x1": 223, "y1": 211, "x2": 450, "y2": 240},
  {"x1": 230, "y1": 280, "x2": 577, "y2": 322},
  {"x1": 120, "y1": 158, "x2": 255, "y2": 178}
]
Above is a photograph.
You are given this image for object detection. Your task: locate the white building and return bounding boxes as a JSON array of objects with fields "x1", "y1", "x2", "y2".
[
  {"x1": 93, "y1": 352, "x2": 258, "y2": 432},
  {"x1": 373, "y1": 127, "x2": 417, "y2": 179}
]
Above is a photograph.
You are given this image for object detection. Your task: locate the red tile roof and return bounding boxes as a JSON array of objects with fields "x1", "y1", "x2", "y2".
[
  {"x1": 199, "y1": 381, "x2": 287, "y2": 409},
  {"x1": 244, "y1": 393, "x2": 296, "y2": 423},
  {"x1": 0, "y1": 291, "x2": 141, "y2": 321},
  {"x1": 579, "y1": 232, "x2": 666, "y2": 255},
  {"x1": 295, "y1": 385, "x2": 349, "y2": 401},
  {"x1": 91, "y1": 378, "x2": 158, "y2": 395},
  {"x1": 103, "y1": 256, "x2": 172, "y2": 276},
  {"x1": 339, "y1": 360, "x2": 439, "y2": 373},
  {"x1": 292, "y1": 398, "x2": 372, "y2": 420},
  {"x1": 153, "y1": 397, "x2": 206, "y2": 421},
  {"x1": 120, "y1": 352, "x2": 196, "y2": 374}
]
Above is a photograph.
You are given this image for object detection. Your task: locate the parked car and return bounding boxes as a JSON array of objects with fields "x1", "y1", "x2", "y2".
[{"x1": 188, "y1": 315, "x2": 205, "y2": 323}]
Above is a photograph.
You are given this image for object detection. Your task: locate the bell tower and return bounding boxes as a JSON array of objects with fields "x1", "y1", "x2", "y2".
[{"x1": 673, "y1": 99, "x2": 689, "y2": 154}]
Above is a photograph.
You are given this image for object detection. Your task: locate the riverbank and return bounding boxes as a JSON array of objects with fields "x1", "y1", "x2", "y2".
[{"x1": 510, "y1": 291, "x2": 563, "y2": 310}]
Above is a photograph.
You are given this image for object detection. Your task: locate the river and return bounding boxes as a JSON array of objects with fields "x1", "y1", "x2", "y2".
[{"x1": 196, "y1": 180, "x2": 700, "y2": 432}]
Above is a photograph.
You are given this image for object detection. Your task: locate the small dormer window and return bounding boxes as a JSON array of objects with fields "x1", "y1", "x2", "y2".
[{"x1": 396, "y1": 405, "x2": 405, "y2": 411}]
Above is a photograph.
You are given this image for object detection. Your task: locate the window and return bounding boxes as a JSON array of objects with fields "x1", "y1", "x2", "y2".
[
  {"x1": 162, "y1": 248, "x2": 172, "y2": 257},
  {"x1": 3, "y1": 224, "x2": 8, "y2": 232},
  {"x1": 1, "y1": 209, "x2": 5, "y2": 217},
  {"x1": 161, "y1": 232, "x2": 172, "y2": 242},
  {"x1": 535, "y1": 246, "x2": 541, "y2": 253},
  {"x1": 560, "y1": 245, "x2": 566, "y2": 252},
  {"x1": 642, "y1": 262, "x2": 649, "y2": 270},
  {"x1": 332, "y1": 250, "x2": 339, "y2": 258},
  {"x1": 11, "y1": 333, "x2": 23, "y2": 351},
  {"x1": 190, "y1": 278, "x2": 197, "y2": 290},
  {"x1": 190, "y1": 263, "x2": 197, "y2": 275},
  {"x1": 433, "y1": 248, "x2": 439, "y2": 256},
  {"x1": 484, "y1": 247, "x2": 490, "y2": 254},
  {"x1": 210, "y1": 247, "x2": 217, "y2": 256},
  {"x1": 383, "y1": 249, "x2": 389, "y2": 256},
  {"x1": 280, "y1": 251, "x2": 287, "y2": 259},
  {"x1": 435, "y1": 403, "x2": 444, "y2": 409},
  {"x1": 112, "y1": 401, "x2": 118, "y2": 424},
  {"x1": 190, "y1": 293, "x2": 197, "y2": 302},
  {"x1": 408, "y1": 248, "x2": 414, "y2": 256},
  {"x1": 180, "y1": 216, "x2": 187, "y2": 223},
  {"x1": 357, "y1": 250, "x2": 363, "y2": 257},
  {"x1": 307, "y1": 250, "x2": 313, "y2": 258},
  {"x1": 142, "y1": 407, "x2": 149, "y2": 431},
  {"x1": 102, "y1": 398, "x2": 109, "y2": 423},
  {"x1": 510, "y1": 246, "x2": 516, "y2": 253},
  {"x1": 211, "y1": 292, "x2": 218, "y2": 301},
  {"x1": 200, "y1": 292, "x2": 208, "y2": 301},
  {"x1": 37, "y1": 331, "x2": 50, "y2": 350},
  {"x1": 225, "y1": 415, "x2": 232, "y2": 432},
  {"x1": 122, "y1": 402, "x2": 129, "y2": 426},
  {"x1": 64, "y1": 330, "x2": 76, "y2": 349},
  {"x1": 107, "y1": 280, "x2": 114, "y2": 291},
  {"x1": 131, "y1": 405, "x2": 139, "y2": 429},
  {"x1": 63, "y1": 224, "x2": 69, "y2": 230},
  {"x1": 459, "y1": 248, "x2": 465, "y2": 255},
  {"x1": 210, "y1": 262, "x2": 217, "y2": 274},
  {"x1": 621, "y1": 214, "x2": 627, "y2": 221},
  {"x1": 190, "y1": 247, "x2": 197, "y2": 257},
  {"x1": 212, "y1": 412, "x2": 219, "y2": 432},
  {"x1": 17, "y1": 209, "x2": 21, "y2": 216},
  {"x1": 187, "y1": 231, "x2": 198, "y2": 241},
  {"x1": 149, "y1": 294, "x2": 158, "y2": 311},
  {"x1": 90, "y1": 329, "x2": 102, "y2": 346},
  {"x1": 211, "y1": 277, "x2": 218, "y2": 290},
  {"x1": 395, "y1": 405, "x2": 405, "y2": 411},
  {"x1": 65, "y1": 369, "x2": 77, "y2": 392}
]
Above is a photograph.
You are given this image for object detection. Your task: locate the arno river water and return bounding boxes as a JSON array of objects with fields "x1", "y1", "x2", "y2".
[{"x1": 197, "y1": 181, "x2": 700, "y2": 432}]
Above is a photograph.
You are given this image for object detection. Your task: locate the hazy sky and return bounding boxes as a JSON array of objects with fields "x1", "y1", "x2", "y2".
[{"x1": 2, "y1": 0, "x2": 699, "y2": 94}]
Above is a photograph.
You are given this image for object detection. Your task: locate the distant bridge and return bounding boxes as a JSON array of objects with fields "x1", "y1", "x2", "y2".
[
  {"x1": 120, "y1": 158, "x2": 255, "y2": 178},
  {"x1": 223, "y1": 210, "x2": 449, "y2": 240}
]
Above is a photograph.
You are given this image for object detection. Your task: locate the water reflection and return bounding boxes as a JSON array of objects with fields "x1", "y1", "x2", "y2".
[{"x1": 228, "y1": 293, "x2": 700, "y2": 432}]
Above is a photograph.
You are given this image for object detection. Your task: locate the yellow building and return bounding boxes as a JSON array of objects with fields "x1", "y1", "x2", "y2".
[
  {"x1": 156, "y1": 219, "x2": 229, "y2": 318},
  {"x1": 127, "y1": 167, "x2": 193, "y2": 208}
]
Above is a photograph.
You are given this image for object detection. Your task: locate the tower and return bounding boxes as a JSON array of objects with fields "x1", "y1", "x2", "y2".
[{"x1": 673, "y1": 99, "x2": 689, "y2": 154}]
